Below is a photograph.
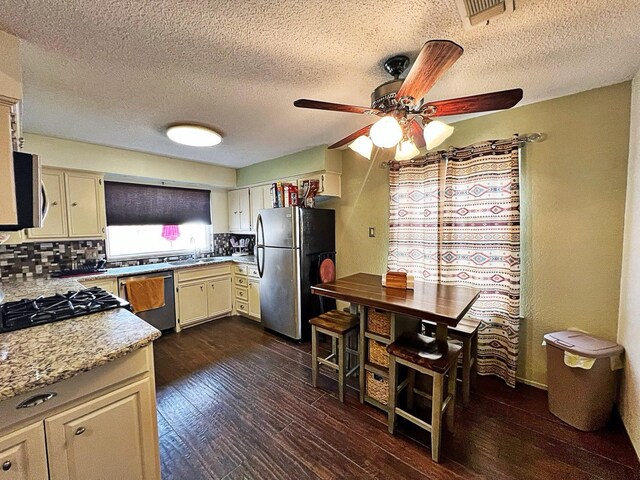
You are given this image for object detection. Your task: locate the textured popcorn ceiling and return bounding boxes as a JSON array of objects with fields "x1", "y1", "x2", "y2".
[{"x1": 1, "y1": 1, "x2": 640, "y2": 167}]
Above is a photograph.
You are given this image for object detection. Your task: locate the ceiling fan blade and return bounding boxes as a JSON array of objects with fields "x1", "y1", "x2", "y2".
[
  {"x1": 395, "y1": 40, "x2": 463, "y2": 106},
  {"x1": 409, "y1": 119, "x2": 426, "y2": 149},
  {"x1": 328, "y1": 124, "x2": 373, "y2": 149},
  {"x1": 424, "y1": 88, "x2": 523, "y2": 117},
  {"x1": 294, "y1": 99, "x2": 381, "y2": 115}
]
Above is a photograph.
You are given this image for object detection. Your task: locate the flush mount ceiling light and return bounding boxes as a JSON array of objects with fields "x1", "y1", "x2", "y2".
[{"x1": 166, "y1": 124, "x2": 222, "y2": 147}]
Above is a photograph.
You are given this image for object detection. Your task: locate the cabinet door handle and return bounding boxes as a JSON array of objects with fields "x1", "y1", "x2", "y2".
[
  {"x1": 51, "y1": 201, "x2": 58, "y2": 206},
  {"x1": 16, "y1": 392, "x2": 57, "y2": 409},
  {"x1": 71, "y1": 202, "x2": 78, "y2": 207},
  {"x1": 200, "y1": 285, "x2": 203, "y2": 291},
  {"x1": 75, "y1": 426, "x2": 86, "y2": 436},
  {"x1": 2, "y1": 461, "x2": 11, "y2": 471}
]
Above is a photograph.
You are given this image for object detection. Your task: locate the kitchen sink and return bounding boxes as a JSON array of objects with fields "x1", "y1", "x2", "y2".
[{"x1": 168, "y1": 258, "x2": 220, "y2": 267}]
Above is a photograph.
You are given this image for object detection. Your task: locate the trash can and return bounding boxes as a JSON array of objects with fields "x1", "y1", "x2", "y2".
[{"x1": 543, "y1": 331, "x2": 624, "y2": 431}]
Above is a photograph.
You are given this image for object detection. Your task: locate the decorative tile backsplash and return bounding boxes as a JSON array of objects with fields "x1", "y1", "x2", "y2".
[
  {"x1": 0, "y1": 240, "x2": 105, "y2": 280},
  {"x1": 0, "y1": 233, "x2": 256, "y2": 280}
]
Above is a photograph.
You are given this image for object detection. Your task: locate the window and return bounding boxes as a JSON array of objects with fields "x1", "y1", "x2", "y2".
[
  {"x1": 106, "y1": 223, "x2": 211, "y2": 260},
  {"x1": 104, "y1": 181, "x2": 212, "y2": 260}
]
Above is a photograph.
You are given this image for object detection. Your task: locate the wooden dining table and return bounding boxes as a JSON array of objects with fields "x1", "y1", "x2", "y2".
[{"x1": 311, "y1": 273, "x2": 480, "y2": 411}]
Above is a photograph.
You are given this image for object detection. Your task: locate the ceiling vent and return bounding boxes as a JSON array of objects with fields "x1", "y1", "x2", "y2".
[{"x1": 455, "y1": 0, "x2": 515, "y2": 29}]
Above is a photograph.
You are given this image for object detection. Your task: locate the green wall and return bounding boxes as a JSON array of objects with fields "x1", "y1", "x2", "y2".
[{"x1": 236, "y1": 145, "x2": 342, "y2": 186}]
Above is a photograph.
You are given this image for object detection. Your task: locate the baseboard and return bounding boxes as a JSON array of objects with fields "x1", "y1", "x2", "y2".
[{"x1": 517, "y1": 376, "x2": 548, "y2": 390}]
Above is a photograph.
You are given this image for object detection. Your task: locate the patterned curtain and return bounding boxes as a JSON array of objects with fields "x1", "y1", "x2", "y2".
[{"x1": 388, "y1": 139, "x2": 521, "y2": 386}]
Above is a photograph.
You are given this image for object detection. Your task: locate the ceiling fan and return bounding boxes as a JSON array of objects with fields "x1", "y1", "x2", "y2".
[{"x1": 294, "y1": 40, "x2": 523, "y2": 160}]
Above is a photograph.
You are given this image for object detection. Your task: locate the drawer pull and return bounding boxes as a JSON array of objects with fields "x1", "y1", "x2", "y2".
[
  {"x1": 16, "y1": 392, "x2": 57, "y2": 409},
  {"x1": 2, "y1": 461, "x2": 11, "y2": 471},
  {"x1": 75, "y1": 426, "x2": 86, "y2": 436}
]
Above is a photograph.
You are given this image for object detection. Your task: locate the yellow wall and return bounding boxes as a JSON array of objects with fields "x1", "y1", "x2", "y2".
[
  {"x1": 325, "y1": 82, "x2": 631, "y2": 387},
  {"x1": 23, "y1": 133, "x2": 235, "y2": 233},
  {"x1": 618, "y1": 74, "x2": 640, "y2": 454},
  {"x1": 24, "y1": 133, "x2": 236, "y2": 188}
]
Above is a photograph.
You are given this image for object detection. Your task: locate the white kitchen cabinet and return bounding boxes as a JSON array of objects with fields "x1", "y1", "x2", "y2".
[
  {"x1": 28, "y1": 170, "x2": 68, "y2": 239},
  {"x1": 0, "y1": 422, "x2": 48, "y2": 480},
  {"x1": 175, "y1": 264, "x2": 233, "y2": 330},
  {"x1": 248, "y1": 279, "x2": 261, "y2": 319},
  {"x1": 0, "y1": 31, "x2": 22, "y2": 226},
  {"x1": 45, "y1": 377, "x2": 158, "y2": 480},
  {"x1": 228, "y1": 188, "x2": 250, "y2": 232},
  {"x1": 250, "y1": 185, "x2": 273, "y2": 232},
  {"x1": 0, "y1": 346, "x2": 159, "y2": 480},
  {"x1": 177, "y1": 282, "x2": 209, "y2": 327},
  {"x1": 297, "y1": 172, "x2": 341, "y2": 198},
  {"x1": 233, "y1": 264, "x2": 260, "y2": 321},
  {"x1": 207, "y1": 277, "x2": 232, "y2": 317},
  {"x1": 27, "y1": 168, "x2": 105, "y2": 240},
  {"x1": 65, "y1": 172, "x2": 105, "y2": 238},
  {"x1": 80, "y1": 278, "x2": 118, "y2": 295}
]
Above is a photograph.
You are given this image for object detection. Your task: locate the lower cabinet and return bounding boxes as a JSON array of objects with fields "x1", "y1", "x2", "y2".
[
  {"x1": 175, "y1": 264, "x2": 233, "y2": 330},
  {"x1": 248, "y1": 280, "x2": 260, "y2": 319},
  {"x1": 207, "y1": 277, "x2": 232, "y2": 317},
  {"x1": 45, "y1": 378, "x2": 157, "y2": 480},
  {"x1": 0, "y1": 346, "x2": 160, "y2": 480},
  {"x1": 176, "y1": 282, "x2": 209, "y2": 327},
  {"x1": 0, "y1": 422, "x2": 48, "y2": 480}
]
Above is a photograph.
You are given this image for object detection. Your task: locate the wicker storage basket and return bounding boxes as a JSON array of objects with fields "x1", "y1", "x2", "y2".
[
  {"x1": 366, "y1": 371, "x2": 389, "y2": 405},
  {"x1": 368, "y1": 339, "x2": 390, "y2": 367},
  {"x1": 367, "y1": 309, "x2": 391, "y2": 337}
]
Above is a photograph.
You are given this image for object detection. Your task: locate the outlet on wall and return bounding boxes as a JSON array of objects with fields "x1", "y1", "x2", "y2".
[{"x1": 368, "y1": 227, "x2": 375, "y2": 238}]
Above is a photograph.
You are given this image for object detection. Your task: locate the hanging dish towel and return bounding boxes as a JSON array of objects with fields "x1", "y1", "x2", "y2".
[{"x1": 126, "y1": 277, "x2": 165, "y2": 313}]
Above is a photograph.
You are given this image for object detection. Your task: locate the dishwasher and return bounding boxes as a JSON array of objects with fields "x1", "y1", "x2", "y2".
[{"x1": 118, "y1": 270, "x2": 176, "y2": 331}]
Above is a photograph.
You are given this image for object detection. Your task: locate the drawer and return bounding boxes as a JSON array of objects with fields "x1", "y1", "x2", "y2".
[
  {"x1": 235, "y1": 300, "x2": 249, "y2": 315},
  {"x1": 234, "y1": 275, "x2": 248, "y2": 287},
  {"x1": 234, "y1": 264, "x2": 248, "y2": 275},
  {"x1": 0, "y1": 345, "x2": 153, "y2": 435},
  {"x1": 235, "y1": 286, "x2": 248, "y2": 301},
  {"x1": 177, "y1": 264, "x2": 231, "y2": 283},
  {"x1": 248, "y1": 266, "x2": 260, "y2": 278}
]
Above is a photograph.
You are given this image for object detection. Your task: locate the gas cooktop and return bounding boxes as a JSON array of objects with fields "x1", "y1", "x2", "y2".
[{"x1": 0, "y1": 287, "x2": 130, "y2": 333}]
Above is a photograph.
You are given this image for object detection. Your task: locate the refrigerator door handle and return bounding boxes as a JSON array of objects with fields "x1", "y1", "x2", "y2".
[
  {"x1": 256, "y1": 213, "x2": 265, "y2": 247},
  {"x1": 257, "y1": 245, "x2": 265, "y2": 278}
]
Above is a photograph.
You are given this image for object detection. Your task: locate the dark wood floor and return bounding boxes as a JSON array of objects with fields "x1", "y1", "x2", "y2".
[{"x1": 153, "y1": 316, "x2": 640, "y2": 480}]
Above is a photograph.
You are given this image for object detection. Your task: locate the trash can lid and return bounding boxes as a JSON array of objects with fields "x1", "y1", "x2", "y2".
[{"x1": 544, "y1": 331, "x2": 623, "y2": 358}]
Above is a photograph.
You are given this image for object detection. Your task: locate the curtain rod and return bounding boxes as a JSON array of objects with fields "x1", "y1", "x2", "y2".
[{"x1": 380, "y1": 132, "x2": 544, "y2": 168}]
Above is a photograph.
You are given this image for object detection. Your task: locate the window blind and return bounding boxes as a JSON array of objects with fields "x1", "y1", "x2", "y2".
[{"x1": 105, "y1": 182, "x2": 211, "y2": 226}]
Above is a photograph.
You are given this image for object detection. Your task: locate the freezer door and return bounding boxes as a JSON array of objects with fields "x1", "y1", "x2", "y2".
[
  {"x1": 259, "y1": 246, "x2": 301, "y2": 339},
  {"x1": 257, "y1": 207, "x2": 298, "y2": 248}
]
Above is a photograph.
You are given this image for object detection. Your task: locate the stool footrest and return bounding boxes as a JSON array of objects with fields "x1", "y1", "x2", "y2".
[
  {"x1": 395, "y1": 407, "x2": 433, "y2": 433},
  {"x1": 318, "y1": 357, "x2": 339, "y2": 369}
]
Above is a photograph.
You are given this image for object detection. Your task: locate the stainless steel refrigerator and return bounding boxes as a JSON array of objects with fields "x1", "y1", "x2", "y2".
[{"x1": 256, "y1": 207, "x2": 336, "y2": 340}]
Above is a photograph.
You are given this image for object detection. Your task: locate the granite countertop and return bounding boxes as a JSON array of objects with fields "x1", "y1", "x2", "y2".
[
  {"x1": 0, "y1": 277, "x2": 161, "y2": 401},
  {"x1": 77, "y1": 255, "x2": 257, "y2": 281}
]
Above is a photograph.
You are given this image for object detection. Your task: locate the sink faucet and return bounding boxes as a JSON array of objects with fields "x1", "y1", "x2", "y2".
[{"x1": 189, "y1": 236, "x2": 199, "y2": 260}]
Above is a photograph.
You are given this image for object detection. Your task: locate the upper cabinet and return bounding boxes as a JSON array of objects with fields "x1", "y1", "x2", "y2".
[
  {"x1": 228, "y1": 188, "x2": 251, "y2": 233},
  {"x1": 297, "y1": 172, "x2": 341, "y2": 198},
  {"x1": 249, "y1": 185, "x2": 273, "y2": 232},
  {"x1": 0, "y1": 31, "x2": 23, "y2": 226},
  {"x1": 27, "y1": 168, "x2": 106, "y2": 240}
]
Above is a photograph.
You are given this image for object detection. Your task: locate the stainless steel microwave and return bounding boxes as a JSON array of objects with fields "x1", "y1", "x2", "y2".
[{"x1": 0, "y1": 152, "x2": 46, "y2": 231}]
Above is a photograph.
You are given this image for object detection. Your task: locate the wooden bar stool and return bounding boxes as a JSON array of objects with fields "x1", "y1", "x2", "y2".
[
  {"x1": 309, "y1": 310, "x2": 360, "y2": 402},
  {"x1": 387, "y1": 332, "x2": 461, "y2": 462},
  {"x1": 422, "y1": 317, "x2": 481, "y2": 406}
]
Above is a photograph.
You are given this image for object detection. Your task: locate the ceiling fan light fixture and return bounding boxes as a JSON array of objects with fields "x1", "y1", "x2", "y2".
[
  {"x1": 166, "y1": 124, "x2": 222, "y2": 147},
  {"x1": 370, "y1": 116, "x2": 403, "y2": 148},
  {"x1": 423, "y1": 120, "x2": 454, "y2": 150},
  {"x1": 395, "y1": 139, "x2": 420, "y2": 161},
  {"x1": 348, "y1": 135, "x2": 373, "y2": 159}
]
